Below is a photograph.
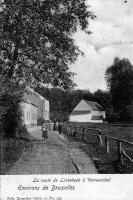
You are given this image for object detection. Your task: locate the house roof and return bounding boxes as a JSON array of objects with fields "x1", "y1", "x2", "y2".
[
  {"x1": 22, "y1": 86, "x2": 49, "y2": 107},
  {"x1": 26, "y1": 86, "x2": 46, "y2": 101},
  {"x1": 70, "y1": 99, "x2": 103, "y2": 116},
  {"x1": 70, "y1": 110, "x2": 91, "y2": 116},
  {"x1": 84, "y1": 100, "x2": 103, "y2": 111},
  {"x1": 21, "y1": 99, "x2": 38, "y2": 107}
]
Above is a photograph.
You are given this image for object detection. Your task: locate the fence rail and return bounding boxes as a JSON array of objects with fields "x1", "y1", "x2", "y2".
[{"x1": 63, "y1": 124, "x2": 133, "y2": 165}]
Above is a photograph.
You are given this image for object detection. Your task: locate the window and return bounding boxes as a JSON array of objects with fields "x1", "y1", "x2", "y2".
[{"x1": 91, "y1": 115, "x2": 103, "y2": 120}]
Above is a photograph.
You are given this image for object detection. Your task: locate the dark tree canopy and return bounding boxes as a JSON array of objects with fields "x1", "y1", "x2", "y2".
[
  {"x1": 35, "y1": 86, "x2": 84, "y2": 121},
  {"x1": 0, "y1": 0, "x2": 95, "y2": 89},
  {"x1": 35, "y1": 86, "x2": 104, "y2": 121},
  {"x1": 0, "y1": 75, "x2": 24, "y2": 138},
  {"x1": 105, "y1": 57, "x2": 133, "y2": 121},
  {"x1": 94, "y1": 89, "x2": 111, "y2": 109}
]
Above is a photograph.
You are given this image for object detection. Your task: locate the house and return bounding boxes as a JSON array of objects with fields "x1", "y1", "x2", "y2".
[
  {"x1": 69, "y1": 100, "x2": 105, "y2": 123},
  {"x1": 20, "y1": 87, "x2": 49, "y2": 126}
]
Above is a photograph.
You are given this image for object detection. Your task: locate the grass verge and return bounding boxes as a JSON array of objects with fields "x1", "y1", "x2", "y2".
[
  {"x1": 63, "y1": 122, "x2": 133, "y2": 173},
  {"x1": 0, "y1": 132, "x2": 33, "y2": 175}
]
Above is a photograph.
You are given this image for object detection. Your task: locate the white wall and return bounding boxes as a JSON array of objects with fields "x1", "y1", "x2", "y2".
[
  {"x1": 20, "y1": 102, "x2": 37, "y2": 126},
  {"x1": 42, "y1": 100, "x2": 49, "y2": 120},
  {"x1": 69, "y1": 114, "x2": 91, "y2": 122},
  {"x1": 91, "y1": 110, "x2": 105, "y2": 117},
  {"x1": 69, "y1": 111, "x2": 105, "y2": 123},
  {"x1": 24, "y1": 87, "x2": 50, "y2": 121}
]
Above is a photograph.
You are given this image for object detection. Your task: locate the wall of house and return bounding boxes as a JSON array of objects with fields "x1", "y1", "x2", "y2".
[
  {"x1": 41, "y1": 100, "x2": 49, "y2": 121},
  {"x1": 69, "y1": 100, "x2": 106, "y2": 123},
  {"x1": 20, "y1": 102, "x2": 37, "y2": 126},
  {"x1": 69, "y1": 114, "x2": 104, "y2": 123},
  {"x1": 23, "y1": 88, "x2": 42, "y2": 108},
  {"x1": 69, "y1": 110, "x2": 105, "y2": 123},
  {"x1": 69, "y1": 114, "x2": 92, "y2": 122},
  {"x1": 91, "y1": 110, "x2": 105, "y2": 123},
  {"x1": 23, "y1": 87, "x2": 50, "y2": 122},
  {"x1": 45, "y1": 100, "x2": 49, "y2": 120},
  {"x1": 91, "y1": 110, "x2": 105, "y2": 118}
]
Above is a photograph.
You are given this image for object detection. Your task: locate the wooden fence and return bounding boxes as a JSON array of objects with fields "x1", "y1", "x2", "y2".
[{"x1": 63, "y1": 124, "x2": 133, "y2": 165}]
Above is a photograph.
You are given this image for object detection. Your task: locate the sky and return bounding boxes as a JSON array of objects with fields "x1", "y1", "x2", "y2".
[{"x1": 70, "y1": 0, "x2": 133, "y2": 92}]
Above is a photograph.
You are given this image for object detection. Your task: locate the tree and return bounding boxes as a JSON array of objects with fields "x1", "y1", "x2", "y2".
[
  {"x1": 105, "y1": 57, "x2": 133, "y2": 121},
  {"x1": 82, "y1": 89, "x2": 94, "y2": 101},
  {"x1": 94, "y1": 89, "x2": 112, "y2": 121},
  {"x1": 0, "y1": 0, "x2": 95, "y2": 89},
  {"x1": 94, "y1": 89, "x2": 111, "y2": 109},
  {"x1": 0, "y1": 76, "x2": 24, "y2": 138},
  {"x1": 35, "y1": 86, "x2": 84, "y2": 121}
]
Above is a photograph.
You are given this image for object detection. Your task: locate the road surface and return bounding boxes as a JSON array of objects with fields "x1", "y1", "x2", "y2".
[{"x1": 7, "y1": 127, "x2": 97, "y2": 174}]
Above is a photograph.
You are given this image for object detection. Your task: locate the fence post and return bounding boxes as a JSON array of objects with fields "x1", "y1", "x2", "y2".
[
  {"x1": 66, "y1": 125, "x2": 68, "y2": 133},
  {"x1": 72, "y1": 128, "x2": 76, "y2": 137},
  {"x1": 68, "y1": 126, "x2": 70, "y2": 134},
  {"x1": 81, "y1": 128, "x2": 86, "y2": 141},
  {"x1": 117, "y1": 141, "x2": 123, "y2": 164},
  {"x1": 66, "y1": 125, "x2": 69, "y2": 134},
  {"x1": 105, "y1": 137, "x2": 110, "y2": 153},
  {"x1": 98, "y1": 131, "x2": 103, "y2": 146},
  {"x1": 62, "y1": 123, "x2": 64, "y2": 134}
]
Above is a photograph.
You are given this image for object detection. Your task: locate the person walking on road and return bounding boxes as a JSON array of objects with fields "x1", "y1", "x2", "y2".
[
  {"x1": 53, "y1": 121, "x2": 57, "y2": 131},
  {"x1": 58, "y1": 122, "x2": 62, "y2": 134},
  {"x1": 42, "y1": 123, "x2": 48, "y2": 141}
]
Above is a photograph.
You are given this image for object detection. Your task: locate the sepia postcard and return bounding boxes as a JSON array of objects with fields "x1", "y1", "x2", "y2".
[{"x1": 0, "y1": 0, "x2": 133, "y2": 200}]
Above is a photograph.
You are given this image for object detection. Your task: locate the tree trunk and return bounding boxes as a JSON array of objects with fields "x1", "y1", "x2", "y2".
[{"x1": 7, "y1": 39, "x2": 20, "y2": 78}]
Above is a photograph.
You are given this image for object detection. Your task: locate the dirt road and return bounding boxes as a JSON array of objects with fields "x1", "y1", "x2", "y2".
[{"x1": 7, "y1": 127, "x2": 97, "y2": 174}]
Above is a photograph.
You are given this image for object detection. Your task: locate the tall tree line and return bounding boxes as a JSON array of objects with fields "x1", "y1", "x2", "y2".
[
  {"x1": 0, "y1": 0, "x2": 95, "y2": 138},
  {"x1": 35, "y1": 86, "x2": 110, "y2": 121},
  {"x1": 36, "y1": 57, "x2": 133, "y2": 123},
  {"x1": 105, "y1": 57, "x2": 133, "y2": 122},
  {"x1": 0, "y1": 0, "x2": 95, "y2": 89}
]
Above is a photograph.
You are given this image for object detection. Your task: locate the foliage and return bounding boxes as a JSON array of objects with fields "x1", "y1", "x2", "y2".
[
  {"x1": 37, "y1": 117, "x2": 46, "y2": 126},
  {"x1": 35, "y1": 86, "x2": 83, "y2": 121},
  {"x1": 36, "y1": 86, "x2": 110, "y2": 121},
  {"x1": 50, "y1": 111, "x2": 69, "y2": 122},
  {"x1": 0, "y1": 0, "x2": 95, "y2": 89},
  {"x1": 65, "y1": 122, "x2": 133, "y2": 173},
  {"x1": 93, "y1": 89, "x2": 112, "y2": 121},
  {"x1": 94, "y1": 89, "x2": 111, "y2": 109},
  {"x1": 105, "y1": 57, "x2": 133, "y2": 122},
  {"x1": 15, "y1": 124, "x2": 33, "y2": 140},
  {"x1": 0, "y1": 77, "x2": 24, "y2": 138},
  {"x1": 82, "y1": 89, "x2": 94, "y2": 101},
  {"x1": 0, "y1": 138, "x2": 33, "y2": 174}
]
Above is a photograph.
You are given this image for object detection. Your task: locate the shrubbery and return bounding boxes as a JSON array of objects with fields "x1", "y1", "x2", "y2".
[
  {"x1": 50, "y1": 111, "x2": 69, "y2": 122},
  {"x1": 0, "y1": 137, "x2": 33, "y2": 174},
  {"x1": 0, "y1": 77, "x2": 25, "y2": 138},
  {"x1": 37, "y1": 117, "x2": 46, "y2": 126},
  {"x1": 106, "y1": 106, "x2": 133, "y2": 123},
  {"x1": 0, "y1": 78, "x2": 34, "y2": 174}
]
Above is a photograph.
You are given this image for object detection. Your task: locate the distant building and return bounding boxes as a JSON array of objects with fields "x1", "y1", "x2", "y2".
[
  {"x1": 20, "y1": 87, "x2": 49, "y2": 126},
  {"x1": 69, "y1": 100, "x2": 105, "y2": 123}
]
